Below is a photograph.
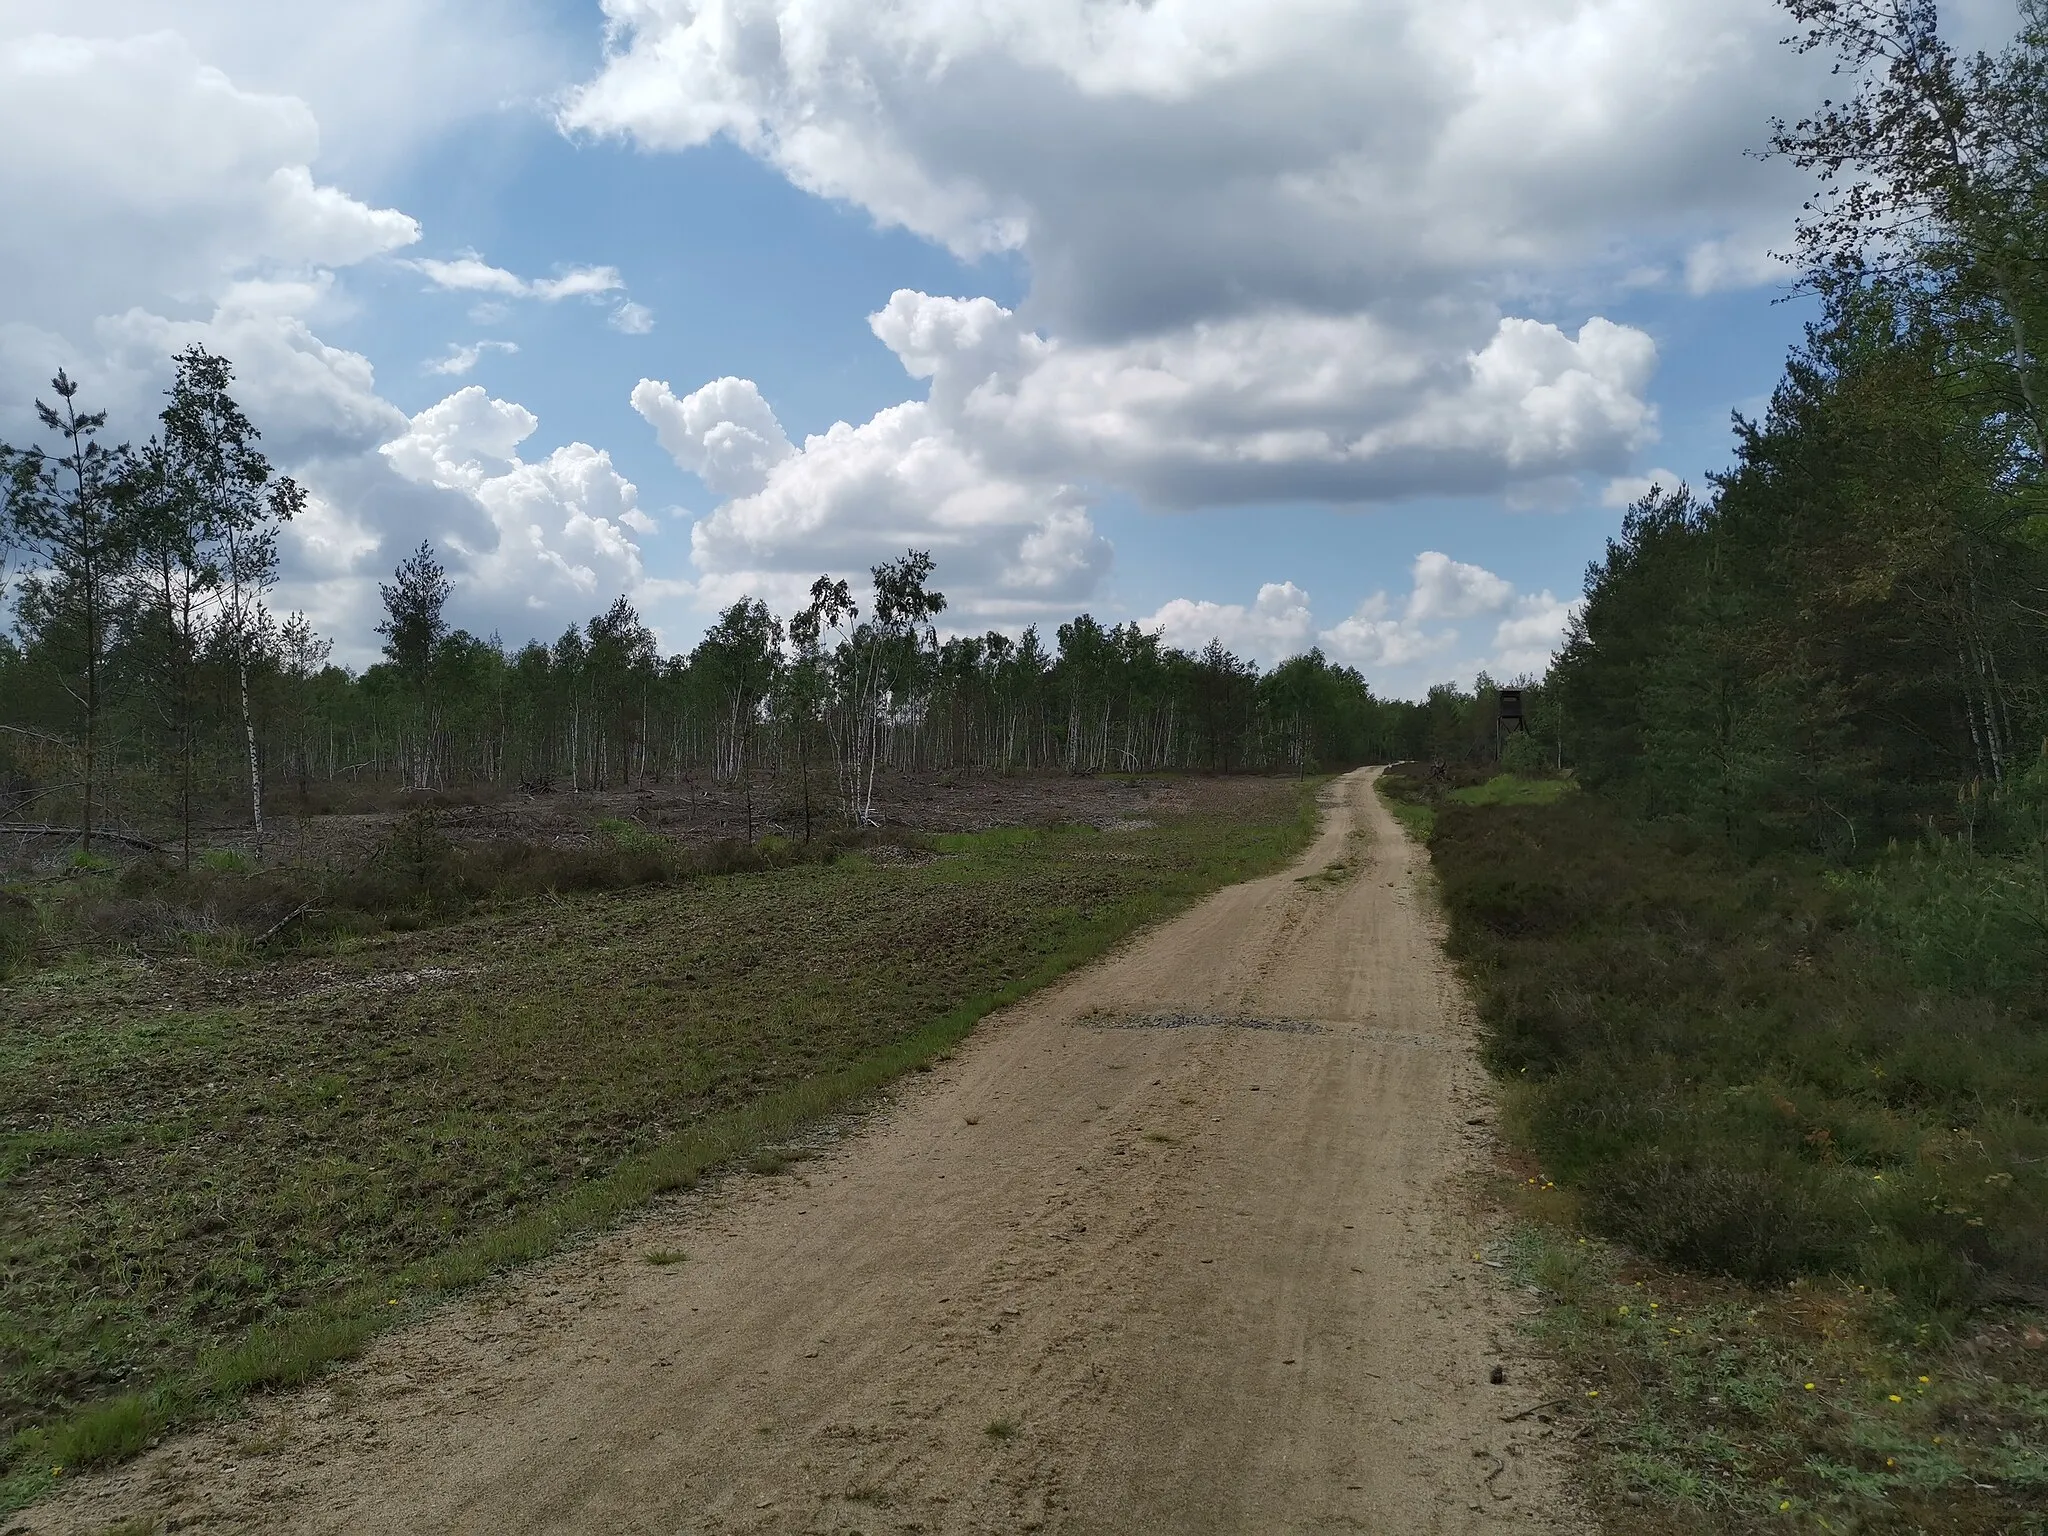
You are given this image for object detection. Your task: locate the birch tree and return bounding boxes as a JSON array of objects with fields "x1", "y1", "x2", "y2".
[
  {"x1": 796, "y1": 551, "x2": 946, "y2": 824},
  {"x1": 160, "y1": 346, "x2": 302, "y2": 852},
  {"x1": 693, "y1": 598, "x2": 782, "y2": 837}
]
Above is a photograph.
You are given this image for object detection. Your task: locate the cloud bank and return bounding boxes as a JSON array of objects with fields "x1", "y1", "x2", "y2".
[
  {"x1": 1144, "y1": 553, "x2": 1582, "y2": 694},
  {"x1": 632, "y1": 288, "x2": 1653, "y2": 626},
  {"x1": 564, "y1": 0, "x2": 1810, "y2": 338},
  {"x1": 0, "y1": 27, "x2": 662, "y2": 661},
  {"x1": 564, "y1": 0, "x2": 1821, "y2": 621},
  {"x1": 3, "y1": 0, "x2": 1815, "y2": 676}
]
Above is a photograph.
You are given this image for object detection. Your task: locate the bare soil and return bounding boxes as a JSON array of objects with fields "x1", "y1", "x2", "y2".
[
  {"x1": 16, "y1": 770, "x2": 1587, "y2": 1534},
  {"x1": 215, "y1": 771, "x2": 1221, "y2": 871}
]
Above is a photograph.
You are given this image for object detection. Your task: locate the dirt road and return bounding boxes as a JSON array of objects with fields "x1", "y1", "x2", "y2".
[{"x1": 22, "y1": 769, "x2": 1585, "y2": 1535}]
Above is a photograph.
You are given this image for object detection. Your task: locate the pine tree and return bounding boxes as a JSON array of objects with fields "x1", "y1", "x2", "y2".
[
  {"x1": 2, "y1": 371, "x2": 137, "y2": 851},
  {"x1": 126, "y1": 435, "x2": 220, "y2": 869},
  {"x1": 378, "y1": 541, "x2": 453, "y2": 787}
]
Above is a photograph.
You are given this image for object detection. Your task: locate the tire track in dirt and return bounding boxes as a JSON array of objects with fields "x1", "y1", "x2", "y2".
[{"x1": 19, "y1": 769, "x2": 1587, "y2": 1535}]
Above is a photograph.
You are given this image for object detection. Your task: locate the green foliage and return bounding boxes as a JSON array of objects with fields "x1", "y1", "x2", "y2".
[
  {"x1": 1445, "y1": 774, "x2": 1574, "y2": 808},
  {"x1": 10, "y1": 409, "x2": 1473, "y2": 843},
  {"x1": 594, "y1": 816, "x2": 667, "y2": 856},
  {"x1": 1499, "y1": 1223, "x2": 2048, "y2": 1533},
  {"x1": 40, "y1": 1392, "x2": 162, "y2": 1468},
  {"x1": 1836, "y1": 758, "x2": 2048, "y2": 1000},
  {"x1": 1843, "y1": 839, "x2": 2048, "y2": 999},
  {"x1": 1448, "y1": 11, "x2": 2048, "y2": 1526},
  {"x1": 376, "y1": 541, "x2": 451, "y2": 683},
  {"x1": 1432, "y1": 792, "x2": 2048, "y2": 1315},
  {"x1": 929, "y1": 826, "x2": 1052, "y2": 855},
  {"x1": 1435, "y1": 788, "x2": 2048, "y2": 1528},
  {"x1": 374, "y1": 806, "x2": 458, "y2": 897},
  {"x1": 1554, "y1": 3, "x2": 2048, "y2": 857},
  {"x1": 1499, "y1": 728, "x2": 1550, "y2": 776}
]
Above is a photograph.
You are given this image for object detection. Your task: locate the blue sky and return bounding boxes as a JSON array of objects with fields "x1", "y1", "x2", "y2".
[{"x1": 1, "y1": 0, "x2": 2012, "y2": 694}]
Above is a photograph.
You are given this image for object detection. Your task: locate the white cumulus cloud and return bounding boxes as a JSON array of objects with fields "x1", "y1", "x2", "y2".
[
  {"x1": 1143, "y1": 582, "x2": 1315, "y2": 666},
  {"x1": 871, "y1": 291, "x2": 1659, "y2": 506},
  {"x1": 0, "y1": 0, "x2": 579, "y2": 181},
  {"x1": 1139, "y1": 549, "x2": 1580, "y2": 695},
  {"x1": 408, "y1": 254, "x2": 627, "y2": 303},
  {"x1": 1320, "y1": 593, "x2": 1460, "y2": 672},
  {"x1": 564, "y1": 0, "x2": 1814, "y2": 339},
  {"x1": 608, "y1": 300, "x2": 655, "y2": 335},
  {"x1": 0, "y1": 31, "x2": 418, "y2": 367},
  {"x1": 381, "y1": 386, "x2": 652, "y2": 629},
  {"x1": 1492, "y1": 592, "x2": 1583, "y2": 676},
  {"x1": 564, "y1": 0, "x2": 1819, "y2": 517},
  {"x1": 0, "y1": 27, "x2": 674, "y2": 660},
  {"x1": 425, "y1": 338, "x2": 519, "y2": 376},
  {"x1": 635, "y1": 374, "x2": 1111, "y2": 625},
  {"x1": 1601, "y1": 467, "x2": 1686, "y2": 508},
  {"x1": 1406, "y1": 551, "x2": 1515, "y2": 623},
  {"x1": 632, "y1": 376, "x2": 796, "y2": 498}
]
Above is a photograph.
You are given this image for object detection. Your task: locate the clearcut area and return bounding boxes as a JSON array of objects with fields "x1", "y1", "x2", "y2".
[{"x1": 21, "y1": 771, "x2": 1585, "y2": 1535}]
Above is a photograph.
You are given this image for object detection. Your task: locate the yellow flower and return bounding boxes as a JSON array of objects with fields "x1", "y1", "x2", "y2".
[
  {"x1": 1889, "y1": 1394, "x2": 1902, "y2": 1403},
  {"x1": 1804, "y1": 1383, "x2": 1816, "y2": 1391},
  {"x1": 1918, "y1": 1375, "x2": 1930, "y2": 1383}
]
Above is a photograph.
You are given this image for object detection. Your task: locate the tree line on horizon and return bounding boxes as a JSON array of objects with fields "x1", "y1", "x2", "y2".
[{"x1": 1, "y1": 361, "x2": 1526, "y2": 859}]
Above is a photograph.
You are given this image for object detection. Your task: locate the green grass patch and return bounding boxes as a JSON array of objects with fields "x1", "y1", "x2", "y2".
[
  {"x1": 1373, "y1": 768, "x2": 1435, "y2": 841},
  {"x1": 0, "y1": 777, "x2": 1319, "y2": 1509},
  {"x1": 592, "y1": 816, "x2": 667, "y2": 856},
  {"x1": 1375, "y1": 763, "x2": 1573, "y2": 841},
  {"x1": 1430, "y1": 790, "x2": 2048, "y2": 1532},
  {"x1": 1445, "y1": 773, "x2": 1575, "y2": 807},
  {"x1": 1494, "y1": 1221, "x2": 2048, "y2": 1534},
  {"x1": 1381, "y1": 797, "x2": 1435, "y2": 841},
  {"x1": 928, "y1": 826, "x2": 1055, "y2": 855}
]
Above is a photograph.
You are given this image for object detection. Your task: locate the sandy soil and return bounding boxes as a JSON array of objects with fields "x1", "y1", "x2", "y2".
[{"x1": 17, "y1": 769, "x2": 1587, "y2": 1535}]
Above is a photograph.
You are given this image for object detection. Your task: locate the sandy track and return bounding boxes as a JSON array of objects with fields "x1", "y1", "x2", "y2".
[{"x1": 20, "y1": 770, "x2": 1585, "y2": 1535}]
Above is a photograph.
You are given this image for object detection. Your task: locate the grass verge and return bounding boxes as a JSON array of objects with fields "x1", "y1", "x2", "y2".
[
  {"x1": 1489, "y1": 1220, "x2": 2048, "y2": 1533},
  {"x1": 1375, "y1": 760, "x2": 1575, "y2": 843},
  {"x1": 1423, "y1": 786, "x2": 2048, "y2": 1533},
  {"x1": 2, "y1": 778, "x2": 1320, "y2": 1512}
]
